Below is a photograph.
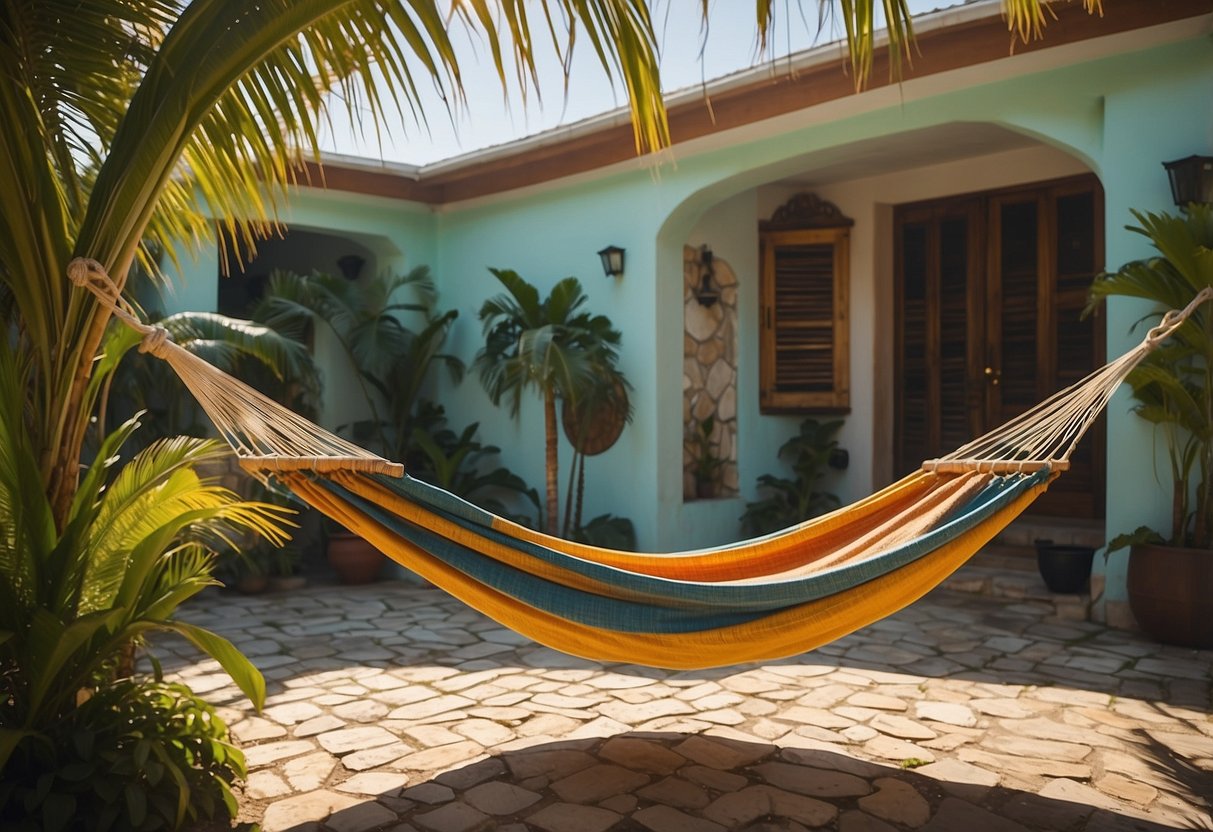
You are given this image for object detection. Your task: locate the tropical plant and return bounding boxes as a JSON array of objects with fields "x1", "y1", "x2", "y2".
[
  {"x1": 687, "y1": 415, "x2": 728, "y2": 499},
  {"x1": 741, "y1": 417, "x2": 844, "y2": 536},
  {"x1": 1088, "y1": 206, "x2": 1213, "y2": 551},
  {"x1": 0, "y1": 677, "x2": 245, "y2": 831},
  {"x1": 253, "y1": 267, "x2": 461, "y2": 462},
  {"x1": 571, "y1": 513, "x2": 638, "y2": 550},
  {"x1": 101, "y1": 306, "x2": 320, "y2": 451},
  {"x1": 409, "y1": 405, "x2": 542, "y2": 526},
  {"x1": 474, "y1": 268, "x2": 624, "y2": 533},
  {"x1": 0, "y1": 349, "x2": 287, "y2": 777}
]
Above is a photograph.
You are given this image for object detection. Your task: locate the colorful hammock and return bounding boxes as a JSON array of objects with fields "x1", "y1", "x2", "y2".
[{"x1": 68, "y1": 259, "x2": 1212, "y2": 669}]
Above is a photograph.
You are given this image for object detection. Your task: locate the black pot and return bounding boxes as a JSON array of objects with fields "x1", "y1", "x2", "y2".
[{"x1": 1035, "y1": 540, "x2": 1095, "y2": 594}]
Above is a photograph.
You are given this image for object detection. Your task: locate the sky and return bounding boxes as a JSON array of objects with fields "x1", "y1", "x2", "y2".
[{"x1": 317, "y1": 0, "x2": 958, "y2": 166}]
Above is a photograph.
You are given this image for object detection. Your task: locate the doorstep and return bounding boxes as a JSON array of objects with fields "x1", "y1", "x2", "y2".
[
  {"x1": 935, "y1": 514, "x2": 1102, "y2": 622},
  {"x1": 942, "y1": 551, "x2": 1093, "y2": 622}
]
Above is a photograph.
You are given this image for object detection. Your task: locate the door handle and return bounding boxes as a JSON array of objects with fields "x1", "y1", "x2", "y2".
[{"x1": 984, "y1": 366, "x2": 1001, "y2": 386}]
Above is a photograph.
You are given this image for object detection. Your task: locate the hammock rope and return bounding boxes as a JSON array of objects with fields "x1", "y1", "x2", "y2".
[
  {"x1": 67, "y1": 257, "x2": 1213, "y2": 669},
  {"x1": 68, "y1": 258, "x2": 403, "y2": 478}
]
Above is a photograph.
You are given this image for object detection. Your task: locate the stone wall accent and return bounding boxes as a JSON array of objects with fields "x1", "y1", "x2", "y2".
[{"x1": 683, "y1": 245, "x2": 738, "y2": 500}]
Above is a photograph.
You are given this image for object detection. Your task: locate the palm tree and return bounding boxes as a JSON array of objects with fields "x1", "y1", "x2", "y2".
[
  {"x1": 0, "y1": 1, "x2": 670, "y2": 532},
  {"x1": 475, "y1": 268, "x2": 623, "y2": 533}
]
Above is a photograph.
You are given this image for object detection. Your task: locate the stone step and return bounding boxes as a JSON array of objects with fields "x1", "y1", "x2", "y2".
[
  {"x1": 943, "y1": 541, "x2": 1094, "y2": 622},
  {"x1": 969, "y1": 542, "x2": 1037, "y2": 573},
  {"x1": 993, "y1": 515, "x2": 1105, "y2": 550}
]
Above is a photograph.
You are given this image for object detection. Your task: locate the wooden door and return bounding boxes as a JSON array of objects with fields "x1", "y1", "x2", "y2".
[
  {"x1": 895, "y1": 176, "x2": 1104, "y2": 518},
  {"x1": 894, "y1": 199, "x2": 984, "y2": 477}
]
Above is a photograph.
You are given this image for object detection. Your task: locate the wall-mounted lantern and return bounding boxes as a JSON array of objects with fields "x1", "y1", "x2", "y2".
[
  {"x1": 597, "y1": 245, "x2": 625, "y2": 279},
  {"x1": 693, "y1": 245, "x2": 720, "y2": 308},
  {"x1": 1163, "y1": 155, "x2": 1213, "y2": 206},
  {"x1": 337, "y1": 254, "x2": 366, "y2": 281}
]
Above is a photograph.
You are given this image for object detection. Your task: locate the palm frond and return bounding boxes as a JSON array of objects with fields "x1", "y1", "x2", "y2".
[
  {"x1": 1002, "y1": 0, "x2": 1102, "y2": 45},
  {"x1": 79, "y1": 436, "x2": 290, "y2": 614},
  {"x1": 160, "y1": 310, "x2": 317, "y2": 384}
]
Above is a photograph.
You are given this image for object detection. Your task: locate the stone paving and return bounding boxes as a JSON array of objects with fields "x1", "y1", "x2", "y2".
[{"x1": 157, "y1": 581, "x2": 1213, "y2": 831}]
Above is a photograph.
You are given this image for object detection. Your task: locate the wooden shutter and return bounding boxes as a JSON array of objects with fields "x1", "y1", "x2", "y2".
[{"x1": 759, "y1": 227, "x2": 850, "y2": 412}]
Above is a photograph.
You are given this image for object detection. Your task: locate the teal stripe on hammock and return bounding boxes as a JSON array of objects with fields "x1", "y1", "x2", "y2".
[
  {"x1": 364, "y1": 469, "x2": 1044, "y2": 608},
  {"x1": 310, "y1": 470, "x2": 1043, "y2": 634},
  {"x1": 376, "y1": 469, "x2": 855, "y2": 556}
]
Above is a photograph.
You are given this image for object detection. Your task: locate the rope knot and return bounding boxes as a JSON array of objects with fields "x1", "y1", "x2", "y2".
[
  {"x1": 138, "y1": 326, "x2": 171, "y2": 357},
  {"x1": 67, "y1": 258, "x2": 105, "y2": 289}
]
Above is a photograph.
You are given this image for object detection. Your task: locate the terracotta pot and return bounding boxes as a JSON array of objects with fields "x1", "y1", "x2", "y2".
[
  {"x1": 327, "y1": 532, "x2": 384, "y2": 585},
  {"x1": 1127, "y1": 543, "x2": 1213, "y2": 649},
  {"x1": 268, "y1": 574, "x2": 308, "y2": 593},
  {"x1": 235, "y1": 573, "x2": 269, "y2": 594}
]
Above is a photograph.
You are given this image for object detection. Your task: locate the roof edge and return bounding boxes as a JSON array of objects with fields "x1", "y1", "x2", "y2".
[{"x1": 301, "y1": 0, "x2": 1211, "y2": 206}]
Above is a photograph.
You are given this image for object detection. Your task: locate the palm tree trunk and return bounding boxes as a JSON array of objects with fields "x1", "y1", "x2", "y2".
[
  {"x1": 544, "y1": 388, "x2": 559, "y2": 534},
  {"x1": 561, "y1": 449, "x2": 578, "y2": 538},
  {"x1": 574, "y1": 452, "x2": 585, "y2": 532}
]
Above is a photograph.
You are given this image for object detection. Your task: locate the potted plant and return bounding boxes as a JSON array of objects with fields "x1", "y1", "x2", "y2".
[
  {"x1": 687, "y1": 415, "x2": 727, "y2": 499},
  {"x1": 740, "y1": 417, "x2": 844, "y2": 536},
  {"x1": 326, "y1": 524, "x2": 385, "y2": 585},
  {"x1": 1088, "y1": 205, "x2": 1213, "y2": 647}
]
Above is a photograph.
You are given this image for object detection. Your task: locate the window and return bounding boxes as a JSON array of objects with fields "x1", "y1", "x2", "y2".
[{"x1": 759, "y1": 194, "x2": 852, "y2": 413}]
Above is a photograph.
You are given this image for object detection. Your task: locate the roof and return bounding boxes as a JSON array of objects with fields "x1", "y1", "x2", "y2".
[{"x1": 296, "y1": 0, "x2": 1211, "y2": 207}]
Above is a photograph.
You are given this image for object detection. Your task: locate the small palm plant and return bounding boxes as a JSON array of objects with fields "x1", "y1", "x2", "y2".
[
  {"x1": 475, "y1": 269, "x2": 623, "y2": 533},
  {"x1": 1088, "y1": 206, "x2": 1213, "y2": 551},
  {"x1": 0, "y1": 344, "x2": 290, "y2": 816},
  {"x1": 687, "y1": 415, "x2": 727, "y2": 499},
  {"x1": 741, "y1": 417, "x2": 844, "y2": 536}
]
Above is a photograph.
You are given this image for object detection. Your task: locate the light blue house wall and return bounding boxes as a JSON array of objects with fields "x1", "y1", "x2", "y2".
[
  {"x1": 162, "y1": 17, "x2": 1212, "y2": 624},
  {"x1": 422, "y1": 34, "x2": 1212, "y2": 570},
  {"x1": 162, "y1": 189, "x2": 438, "y2": 431}
]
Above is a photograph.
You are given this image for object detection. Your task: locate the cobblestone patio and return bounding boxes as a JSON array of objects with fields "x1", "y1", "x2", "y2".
[{"x1": 159, "y1": 581, "x2": 1213, "y2": 831}]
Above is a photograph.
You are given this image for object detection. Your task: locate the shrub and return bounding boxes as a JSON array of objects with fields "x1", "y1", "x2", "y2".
[
  {"x1": 0, "y1": 678, "x2": 245, "y2": 831},
  {"x1": 740, "y1": 418, "x2": 844, "y2": 536}
]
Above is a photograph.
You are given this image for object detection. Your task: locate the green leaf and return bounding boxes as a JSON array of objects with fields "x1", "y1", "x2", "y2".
[
  {"x1": 26, "y1": 607, "x2": 125, "y2": 717},
  {"x1": 0, "y1": 728, "x2": 33, "y2": 772},
  {"x1": 162, "y1": 621, "x2": 265, "y2": 710},
  {"x1": 41, "y1": 793, "x2": 76, "y2": 832},
  {"x1": 125, "y1": 783, "x2": 148, "y2": 827}
]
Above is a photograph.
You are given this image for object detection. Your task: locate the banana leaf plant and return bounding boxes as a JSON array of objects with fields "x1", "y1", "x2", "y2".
[
  {"x1": 252, "y1": 267, "x2": 462, "y2": 462},
  {"x1": 1088, "y1": 205, "x2": 1213, "y2": 551},
  {"x1": 409, "y1": 413, "x2": 541, "y2": 526}
]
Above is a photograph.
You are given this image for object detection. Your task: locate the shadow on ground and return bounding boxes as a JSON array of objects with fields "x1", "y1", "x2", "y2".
[
  {"x1": 188, "y1": 582, "x2": 1212, "y2": 707},
  {"x1": 254, "y1": 731, "x2": 1201, "y2": 832}
]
